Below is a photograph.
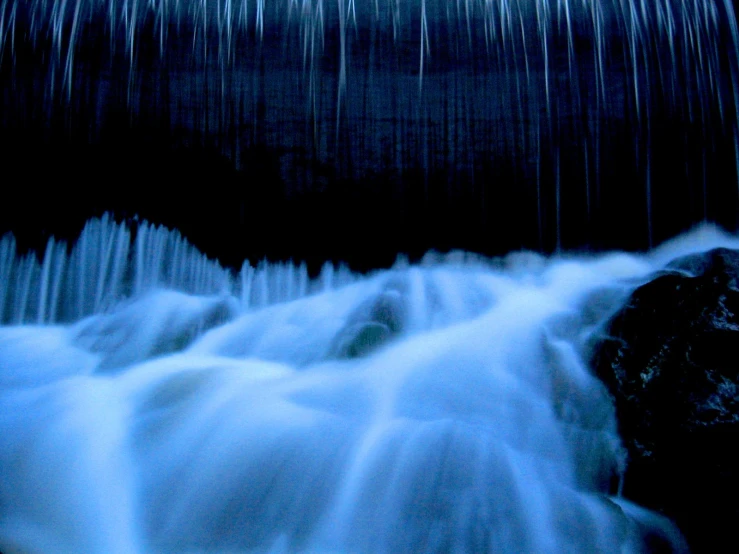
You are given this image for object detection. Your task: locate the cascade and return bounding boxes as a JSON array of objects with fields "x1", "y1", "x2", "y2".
[{"x1": 2, "y1": 216, "x2": 738, "y2": 552}]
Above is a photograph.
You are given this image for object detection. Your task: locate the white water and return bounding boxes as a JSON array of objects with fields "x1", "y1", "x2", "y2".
[{"x1": 2, "y1": 218, "x2": 736, "y2": 553}]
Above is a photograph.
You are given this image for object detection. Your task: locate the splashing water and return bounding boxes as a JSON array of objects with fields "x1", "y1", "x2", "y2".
[{"x1": 3, "y1": 215, "x2": 736, "y2": 553}]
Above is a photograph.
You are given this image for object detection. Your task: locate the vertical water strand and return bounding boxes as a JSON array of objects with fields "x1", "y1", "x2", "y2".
[
  {"x1": 202, "y1": 0, "x2": 209, "y2": 138},
  {"x1": 390, "y1": 0, "x2": 399, "y2": 43},
  {"x1": 0, "y1": 0, "x2": 10, "y2": 68},
  {"x1": 27, "y1": 0, "x2": 42, "y2": 48},
  {"x1": 510, "y1": 1, "x2": 527, "y2": 198},
  {"x1": 144, "y1": 222, "x2": 158, "y2": 294},
  {"x1": 0, "y1": 0, "x2": 14, "y2": 58},
  {"x1": 156, "y1": 0, "x2": 167, "y2": 57},
  {"x1": 107, "y1": 222, "x2": 130, "y2": 310},
  {"x1": 305, "y1": 0, "x2": 318, "y2": 157},
  {"x1": 46, "y1": 240, "x2": 67, "y2": 323},
  {"x1": 126, "y1": 0, "x2": 140, "y2": 108},
  {"x1": 75, "y1": 221, "x2": 89, "y2": 320},
  {"x1": 419, "y1": 0, "x2": 428, "y2": 96},
  {"x1": 216, "y1": 0, "x2": 225, "y2": 139},
  {"x1": 92, "y1": 216, "x2": 114, "y2": 314},
  {"x1": 499, "y1": 0, "x2": 510, "y2": 139},
  {"x1": 278, "y1": 262, "x2": 288, "y2": 302},
  {"x1": 269, "y1": 262, "x2": 280, "y2": 304},
  {"x1": 707, "y1": 0, "x2": 723, "y2": 120},
  {"x1": 561, "y1": 0, "x2": 576, "y2": 107},
  {"x1": 625, "y1": 0, "x2": 640, "y2": 123},
  {"x1": 153, "y1": 224, "x2": 167, "y2": 291},
  {"x1": 498, "y1": 0, "x2": 510, "y2": 180},
  {"x1": 298, "y1": 261, "x2": 309, "y2": 298},
  {"x1": 36, "y1": 238, "x2": 56, "y2": 324},
  {"x1": 536, "y1": 0, "x2": 551, "y2": 119},
  {"x1": 287, "y1": 0, "x2": 298, "y2": 29},
  {"x1": 565, "y1": 0, "x2": 583, "y2": 234},
  {"x1": 13, "y1": 255, "x2": 35, "y2": 324},
  {"x1": 592, "y1": 0, "x2": 605, "y2": 238},
  {"x1": 320, "y1": 260, "x2": 334, "y2": 292},
  {"x1": 188, "y1": 241, "x2": 202, "y2": 294},
  {"x1": 482, "y1": 0, "x2": 491, "y2": 55},
  {"x1": 465, "y1": 1, "x2": 477, "y2": 198},
  {"x1": 191, "y1": 236, "x2": 204, "y2": 294},
  {"x1": 134, "y1": 222, "x2": 147, "y2": 296},
  {"x1": 662, "y1": 0, "x2": 678, "y2": 107},
  {"x1": 108, "y1": 0, "x2": 117, "y2": 52},
  {"x1": 239, "y1": 262, "x2": 254, "y2": 310},
  {"x1": 48, "y1": 0, "x2": 69, "y2": 102},
  {"x1": 539, "y1": 0, "x2": 559, "y2": 249},
  {"x1": 690, "y1": 0, "x2": 709, "y2": 225},
  {"x1": 171, "y1": 233, "x2": 185, "y2": 292},
  {"x1": 190, "y1": 237, "x2": 204, "y2": 294},
  {"x1": 694, "y1": 0, "x2": 710, "y2": 124},
  {"x1": 0, "y1": 235, "x2": 16, "y2": 323},
  {"x1": 535, "y1": 0, "x2": 550, "y2": 249},
  {"x1": 638, "y1": 0, "x2": 653, "y2": 246},
  {"x1": 652, "y1": 1, "x2": 667, "y2": 97},
  {"x1": 621, "y1": 0, "x2": 643, "y2": 240},
  {"x1": 318, "y1": 0, "x2": 327, "y2": 158},
  {"x1": 720, "y1": 0, "x2": 739, "y2": 210},
  {"x1": 7, "y1": 0, "x2": 16, "y2": 64},
  {"x1": 140, "y1": 222, "x2": 155, "y2": 293},
  {"x1": 200, "y1": 249, "x2": 210, "y2": 296},
  {"x1": 335, "y1": 0, "x2": 346, "y2": 159},
  {"x1": 255, "y1": 260, "x2": 269, "y2": 307},
  {"x1": 62, "y1": 0, "x2": 81, "y2": 100},
  {"x1": 705, "y1": 0, "x2": 724, "y2": 211},
  {"x1": 239, "y1": 0, "x2": 249, "y2": 39},
  {"x1": 362, "y1": 1, "x2": 377, "y2": 172},
  {"x1": 347, "y1": 0, "x2": 356, "y2": 32},
  {"x1": 256, "y1": 0, "x2": 263, "y2": 39},
  {"x1": 681, "y1": 0, "x2": 700, "y2": 223}
]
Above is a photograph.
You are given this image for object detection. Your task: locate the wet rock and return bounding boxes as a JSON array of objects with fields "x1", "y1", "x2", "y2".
[
  {"x1": 73, "y1": 291, "x2": 239, "y2": 371},
  {"x1": 332, "y1": 288, "x2": 405, "y2": 359},
  {"x1": 591, "y1": 248, "x2": 739, "y2": 553}
]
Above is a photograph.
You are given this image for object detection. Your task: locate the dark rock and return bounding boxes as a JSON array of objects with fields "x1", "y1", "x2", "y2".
[{"x1": 591, "y1": 248, "x2": 739, "y2": 553}]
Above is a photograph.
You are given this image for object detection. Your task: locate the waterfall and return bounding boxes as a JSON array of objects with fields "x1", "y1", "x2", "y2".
[
  {"x1": 0, "y1": 215, "x2": 357, "y2": 325},
  {"x1": 2, "y1": 216, "x2": 737, "y2": 552},
  {"x1": 2, "y1": 3, "x2": 739, "y2": 550}
]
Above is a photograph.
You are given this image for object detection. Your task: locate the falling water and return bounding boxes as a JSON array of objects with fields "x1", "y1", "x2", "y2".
[{"x1": 1, "y1": 0, "x2": 738, "y2": 257}]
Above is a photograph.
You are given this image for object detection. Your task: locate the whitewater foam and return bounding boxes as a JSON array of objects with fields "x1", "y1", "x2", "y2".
[{"x1": 2, "y1": 217, "x2": 730, "y2": 553}]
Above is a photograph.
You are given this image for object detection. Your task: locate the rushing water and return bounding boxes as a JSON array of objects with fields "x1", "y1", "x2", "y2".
[{"x1": 2, "y1": 216, "x2": 737, "y2": 553}]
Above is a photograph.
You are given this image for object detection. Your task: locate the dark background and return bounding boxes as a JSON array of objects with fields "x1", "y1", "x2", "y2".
[{"x1": 2, "y1": 0, "x2": 739, "y2": 273}]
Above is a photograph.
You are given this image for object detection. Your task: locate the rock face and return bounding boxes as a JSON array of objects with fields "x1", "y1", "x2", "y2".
[{"x1": 591, "y1": 248, "x2": 739, "y2": 553}]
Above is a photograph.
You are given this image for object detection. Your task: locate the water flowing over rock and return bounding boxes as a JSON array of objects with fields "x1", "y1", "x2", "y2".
[
  {"x1": 5, "y1": 216, "x2": 730, "y2": 554},
  {"x1": 592, "y1": 246, "x2": 739, "y2": 553}
]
